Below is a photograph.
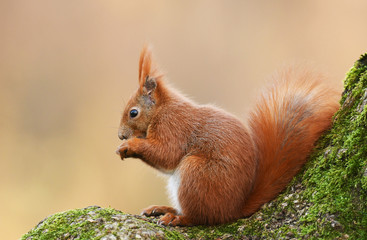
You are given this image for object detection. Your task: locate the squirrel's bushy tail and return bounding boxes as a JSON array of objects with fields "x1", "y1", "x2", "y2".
[{"x1": 243, "y1": 67, "x2": 340, "y2": 216}]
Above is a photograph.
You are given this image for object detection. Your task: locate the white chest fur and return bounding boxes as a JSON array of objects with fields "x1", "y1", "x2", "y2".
[{"x1": 166, "y1": 169, "x2": 182, "y2": 213}]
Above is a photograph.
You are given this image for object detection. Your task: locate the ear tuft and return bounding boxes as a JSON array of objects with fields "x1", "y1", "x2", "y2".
[
  {"x1": 138, "y1": 45, "x2": 163, "y2": 91},
  {"x1": 139, "y1": 45, "x2": 152, "y2": 87}
]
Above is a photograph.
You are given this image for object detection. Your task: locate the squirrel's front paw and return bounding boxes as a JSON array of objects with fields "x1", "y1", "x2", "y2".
[{"x1": 116, "y1": 140, "x2": 136, "y2": 160}]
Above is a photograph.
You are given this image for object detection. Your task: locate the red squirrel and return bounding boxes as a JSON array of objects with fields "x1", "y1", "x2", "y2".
[{"x1": 116, "y1": 46, "x2": 340, "y2": 226}]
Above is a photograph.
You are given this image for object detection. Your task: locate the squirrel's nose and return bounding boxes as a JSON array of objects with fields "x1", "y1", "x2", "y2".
[{"x1": 118, "y1": 132, "x2": 128, "y2": 140}]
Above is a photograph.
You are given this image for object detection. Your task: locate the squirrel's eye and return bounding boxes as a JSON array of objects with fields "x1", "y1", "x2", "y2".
[{"x1": 130, "y1": 109, "x2": 139, "y2": 118}]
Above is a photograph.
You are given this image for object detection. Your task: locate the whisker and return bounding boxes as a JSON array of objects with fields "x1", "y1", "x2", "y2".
[
  {"x1": 107, "y1": 126, "x2": 120, "y2": 129},
  {"x1": 121, "y1": 97, "x2": 127, "y2": 106}
]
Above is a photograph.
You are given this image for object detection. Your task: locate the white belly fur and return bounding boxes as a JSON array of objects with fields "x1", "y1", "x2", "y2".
[{"x1": 167, "y1": 169, "x2": 182, "y2": 213}]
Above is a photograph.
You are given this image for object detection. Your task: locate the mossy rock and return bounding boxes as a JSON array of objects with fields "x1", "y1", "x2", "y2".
[{"x1": 22, "y1": 54, "x2": 367, "y2": 240}]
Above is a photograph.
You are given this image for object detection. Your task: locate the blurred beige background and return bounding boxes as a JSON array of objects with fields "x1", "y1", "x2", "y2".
[{"x1": 1, "y1": 1, "x2": 366, "y2": 239}]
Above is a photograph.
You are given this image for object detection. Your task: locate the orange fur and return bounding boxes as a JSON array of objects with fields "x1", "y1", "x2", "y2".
[{"x1": 116, "y1": 47, "x2": 340, "y2": 226}]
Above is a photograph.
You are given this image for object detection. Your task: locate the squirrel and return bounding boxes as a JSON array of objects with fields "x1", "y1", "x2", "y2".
[{"x1": 116, "y1": 46, "x2": 340, "y2": 226}]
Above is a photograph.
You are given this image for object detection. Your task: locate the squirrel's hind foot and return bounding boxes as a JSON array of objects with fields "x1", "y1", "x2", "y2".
[
  {"x1": 157, "y1": 212, "x2": 193, "y2": 227},
  {"x1": 141, "y1": 205, "x2": 177, "y2": 217}
]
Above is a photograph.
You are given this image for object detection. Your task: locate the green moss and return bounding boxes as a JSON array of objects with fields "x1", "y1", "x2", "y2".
[
  {"x1": 21, "y1": 206, "x2": 105, "y2": 240},
  {"x1": 21, "y1": 206, "x2": 185, "y2": 240},
  {"x1": 298, "y1": 53, "x2": 367, "y2": 239},
  {"x1": 182, "y1": 220, "x2": 254, "y2": 239}
]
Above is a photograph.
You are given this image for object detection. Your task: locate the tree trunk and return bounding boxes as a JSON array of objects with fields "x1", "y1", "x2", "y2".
[{"x1": 22, "y1": 54, "x2": 367, "y2": 240}]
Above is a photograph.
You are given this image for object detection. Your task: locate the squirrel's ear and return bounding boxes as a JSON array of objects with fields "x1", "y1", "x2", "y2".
[
  {"x1": 143, "y1": 76, "x2": 157, "y2": 95},
  {"x1": 138, "y1": 45, "x2": 163, "y2": 94}
]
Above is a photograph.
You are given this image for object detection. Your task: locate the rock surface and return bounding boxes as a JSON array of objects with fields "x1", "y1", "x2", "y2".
[{"x1": 22, "y1": 54, "x2": 367, "y2": 239}]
